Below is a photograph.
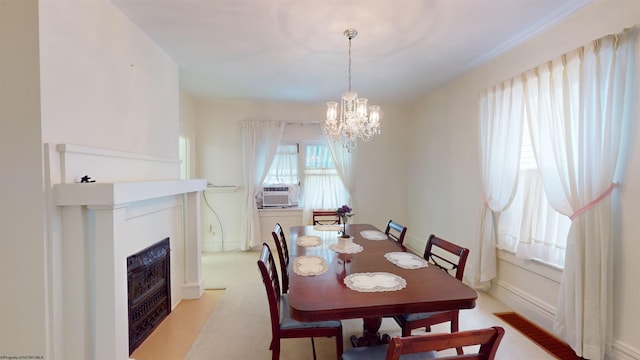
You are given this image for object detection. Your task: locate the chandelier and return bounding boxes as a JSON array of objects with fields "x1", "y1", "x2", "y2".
[{"x1": 324, "y1": 28, "x2": 381, "y2": 152}]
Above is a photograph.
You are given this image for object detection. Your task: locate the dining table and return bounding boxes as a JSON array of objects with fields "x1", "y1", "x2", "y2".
[{"x1": 287, "y1": 223, "x2": 478, "y2": 347}]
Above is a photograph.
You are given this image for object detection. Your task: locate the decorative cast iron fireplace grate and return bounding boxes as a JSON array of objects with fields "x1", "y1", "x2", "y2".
[{"x1": 127, "y1": 237, "x2": 171, "y2": 354}]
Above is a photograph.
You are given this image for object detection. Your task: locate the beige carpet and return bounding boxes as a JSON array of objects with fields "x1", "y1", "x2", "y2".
[
  {"x1": 187, "y1": 251, "x2": 556, "y2": 360},
  {"x1": 189, "y1": 251, "x2": 403, "y2": 359}
]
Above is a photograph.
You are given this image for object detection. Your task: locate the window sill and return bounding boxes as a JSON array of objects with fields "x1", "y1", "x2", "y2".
[
  {"x1": 258, "y1": 206, "x2": 302, "y2": 212},
  {"x1": 497, "y1": 249, "x2": 562, "y2": 283}
]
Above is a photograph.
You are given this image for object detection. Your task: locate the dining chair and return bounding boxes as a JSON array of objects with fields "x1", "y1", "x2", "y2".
[
  {"x1": 313, "y1": 209, "x2": 342, "y2": 225},
  {"x1": 271, "y1": 223, "x2": 290, "y2": 293},
  {"x1": 341, "y1": 326, "x2": 505, "y2": 360},
  {"x1": 257, "y1": 243, "x2": 344, "y2": 360},
  {"x1": 384, "y1": 220, "x2": 407, "y2": 245},
  {"x1": 392, "y1": 234, "x2": 470, "y2": 354}
]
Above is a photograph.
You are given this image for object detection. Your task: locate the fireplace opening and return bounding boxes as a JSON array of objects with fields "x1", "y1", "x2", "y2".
[{"x1": 127, "y1": 237, "x2": 171, "y2": 354}]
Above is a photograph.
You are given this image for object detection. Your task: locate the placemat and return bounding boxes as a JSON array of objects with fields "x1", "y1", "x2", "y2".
[
  {"x1": 343, "y1": 272, "x2": 407, "y2": 292},
  {"x1": 360, "y1": 230, "x2": 388, "y2": 240},
  {"x1": 297, "y1": 235, "x2": 321, "y2": 247},
  {"x1": 314, "y1": 225, "x2": 342, "y2": 231},
  {"x1": 329, "y1": 243, "x2": 364, "y2": 254},
  {"x1": 292, "y1": 256, "x2": 329, "y2": 276},
  {"x1": 384, "y1": 252, "x2": 429, "y2": 269}
]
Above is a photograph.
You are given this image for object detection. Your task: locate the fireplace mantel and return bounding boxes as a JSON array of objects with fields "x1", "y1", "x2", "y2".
[
  {"x1": 55, "y1": 178, "x2": 206, "y2": 360},
  {"x1": 54, "y1": 179, "x2": 206, "y2": 206}
]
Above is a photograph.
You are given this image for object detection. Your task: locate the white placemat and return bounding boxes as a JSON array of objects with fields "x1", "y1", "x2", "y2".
[
  {"x1": 360, "y1": 230, "x2": 388, "y2": 240},
  {"x1": 314, "y1": 225, "x2": 342, "y2": 231},
  {"x1": 297, "y1": 235, "x2": 321, "y2": 247},
  {"x1": 329, "y1": 243, "x2": 364, "y2": 254},
  {"x1": 344, "y1": 272, "x2": 407, "y2": 292},
  {"x1": 384, "y1": 252, "x2": 429, "y2": 269},
  {"x1": 292, "y1": 256, "x2": 329, "y2": 276}
]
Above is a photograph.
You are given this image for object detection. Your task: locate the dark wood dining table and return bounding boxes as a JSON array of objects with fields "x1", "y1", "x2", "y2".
[{"x1": 287, "y1": 223, "x2": 478, "y2": 347}]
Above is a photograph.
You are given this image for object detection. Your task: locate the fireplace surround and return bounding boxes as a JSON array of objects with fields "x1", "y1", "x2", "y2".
[
  {"x1": 55, "y1": 178, "x2": 206, "y2": 360},
  {"x1": 127, "y1": 237, "x2": 171, "y2": 354}
]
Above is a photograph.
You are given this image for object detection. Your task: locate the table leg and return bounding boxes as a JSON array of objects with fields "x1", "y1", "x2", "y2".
[{"x1": 349, "y1": 317, "x2": 392, "y2": 347}]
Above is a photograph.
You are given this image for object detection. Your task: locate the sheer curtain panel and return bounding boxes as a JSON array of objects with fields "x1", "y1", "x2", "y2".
[
  {"x1": 326, "y1": 136, "x2": 357, "y2": 209},
  {"x1": 300, "y1": 144, "x2": 349, "y2": 224},
  {"x1": 473, "y1": 78, "x2": 525, "y2": 287},
  {"x1": 523, "y1": 28, "x2": 637, "y2": 359},
  {"x1": 240, "y1": 121, "x2": 284, "y2": 250}
]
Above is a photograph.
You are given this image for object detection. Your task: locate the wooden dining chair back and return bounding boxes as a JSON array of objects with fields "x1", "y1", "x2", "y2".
[
  {"x1": 341, "y1": 326, "x2": 504, "y2": 360},
  {"x1": 313, "y1": 210, "x2": 342, "y2": 225},
  {"x1": 258, "y1": 244, "x2": 344, "y2": 360},
  {"x1": 388, "y1": 326, "x2": 504, "y2": 360},
  {"x1": 393, "y1": 234, "x2": 470, "y2": 354},
  {"x1": 271, "y1": 223, "x2": 290, "y2": 293},
  {"x1": 423, "y1": 234, "x2": 470, "y2": 281},
  {"x1": 384, "y1": 220, "x2": 407, "y2": 245}
]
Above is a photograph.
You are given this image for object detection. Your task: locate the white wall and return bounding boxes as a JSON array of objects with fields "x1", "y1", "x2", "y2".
[
  {"x1": 180, "y1": 90, "x2": 198, "y2": 179},
  {"x1": 1, "y1": 1, "x2": 183, "y2": 358},
  {"x1": 195, "y1": 99, "x2": 410, "y2": 251},
  {"x1": 0, "y1": 1, "x2": 47, "y2": 357},
  {"x1": 406, "y1": 0, "x2": 640, "y2": 358},
  {"x1": 39, "y1": 1, "x2": 179, "y2": 159}
]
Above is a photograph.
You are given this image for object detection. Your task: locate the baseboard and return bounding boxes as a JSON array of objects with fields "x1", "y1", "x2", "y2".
[
  {"x1": 491, "y1": 281, "x2": 640, "y2": 360},
  {"x1": 607, "y1": 340, "x2": 640, "y2": 360},
  {"x1": 182, "y1": 281, "x2": 204, "y2": 299},
  {"x1": 490, "y1": 280, "x2": 556, "y2": 333}
]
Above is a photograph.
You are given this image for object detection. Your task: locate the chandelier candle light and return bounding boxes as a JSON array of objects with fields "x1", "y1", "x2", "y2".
[{"x1": 325, "y1": 29, "x2": 381, "y2": 152}]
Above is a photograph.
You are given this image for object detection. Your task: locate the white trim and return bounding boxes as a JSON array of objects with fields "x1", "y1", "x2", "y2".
[
  {"x1": 491, "y1": 280, "x2": 556, "y2": 333},
  {"x1": 54, "y1": 179, "x2": 206, "y2": 206},
  {"x1": 55, "y1": 143, "x2": 181, "y2": 184},
  {"x1": 464, "y1": 0, "x2": 591, "y2": 70},
  {"x1": 497, "y1": 249, "x2": 563, "y2": 283},
  {"x1": 57, "y1": 143, "x2": 179, "y2": 164},
  {"x1": 607, "y1": 340, "x2": 640, "y2": 360}
]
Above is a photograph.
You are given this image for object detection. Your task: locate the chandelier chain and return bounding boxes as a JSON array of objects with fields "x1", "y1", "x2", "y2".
[{"x1": 348, "y1": 36, "x2": 352, "y2": 93}]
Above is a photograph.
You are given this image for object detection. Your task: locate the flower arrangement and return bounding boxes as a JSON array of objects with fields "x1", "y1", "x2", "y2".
[{"x1": 337, "y1": 205, "x2": 354, "y2": 237}]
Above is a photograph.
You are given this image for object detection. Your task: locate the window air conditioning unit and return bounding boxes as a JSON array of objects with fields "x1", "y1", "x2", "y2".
[{"x1": 262, "y1": 186, "x2": 291, "y2": 207}]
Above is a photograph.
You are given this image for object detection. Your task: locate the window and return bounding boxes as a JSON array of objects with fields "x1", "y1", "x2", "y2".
[
  {"x1": 263, "y1": 144, "x2": 299, "y2": 185},
  {"x1": 261, "y1": 142, "x2": 348, "y2": 210},
  {"x1": 497, "y1": 116, "x2": 571, "y2": 268},
  {"x1": 179, "y1": 135, "x2": 190, "y2": 180},
  {"x1": 301, "y1": 144, "x2": 349, "y2": 210}
]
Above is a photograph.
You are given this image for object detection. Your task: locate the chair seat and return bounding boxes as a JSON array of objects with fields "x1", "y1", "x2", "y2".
[
  {"x1": 400, "y1": 310, "x2": 446, "y2": 322},
  {"x1": 341, "y1": 344, "x2": 436, "y2": 360},
  {"x1": 280, "y1": 295, "x2": 342, "y2": 330}
]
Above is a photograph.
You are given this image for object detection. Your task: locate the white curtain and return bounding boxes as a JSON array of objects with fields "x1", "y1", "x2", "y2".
[
  {"x1": 326, "y1": 137, "x2": 357, "y2": 213},
  {"x1": 300, "y1": 144, "x2": 349, "y2": 224},
  {"x1": 523, "y1": 28, "x2": 637, "y2": 358},
  {"x1": 240, "y1": 121, "x2": 284, "y2": 250},
  {"x1": 497, "y1": 170, "x2": 571, "y2": 268},
  {"x1": 472, "y1": 78, "x2": 525, "y2": 287}
]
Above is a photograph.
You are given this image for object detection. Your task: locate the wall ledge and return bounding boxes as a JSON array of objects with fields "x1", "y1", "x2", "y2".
[{"x1": 54, "y1": 179, "x2": 207, "y2": 206}]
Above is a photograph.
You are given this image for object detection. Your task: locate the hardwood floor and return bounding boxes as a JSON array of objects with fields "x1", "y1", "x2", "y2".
[{"x1": 130, "y1": 290, "x2": 224, "y2": 360}]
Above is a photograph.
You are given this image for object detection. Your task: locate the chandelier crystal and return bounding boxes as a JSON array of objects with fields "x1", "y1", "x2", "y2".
[{"x1": 324, "y1": 29, "x2": 381, "y2": 152}]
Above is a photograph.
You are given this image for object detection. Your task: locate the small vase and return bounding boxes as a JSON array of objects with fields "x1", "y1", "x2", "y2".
[{"x1": 338, "y1": 236, "x2": 354, "y2": 249}]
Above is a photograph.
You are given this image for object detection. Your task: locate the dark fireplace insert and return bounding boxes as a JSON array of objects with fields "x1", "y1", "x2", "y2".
[{"x1": 127, "y1": 237, "x2": 171, "y2": 354}]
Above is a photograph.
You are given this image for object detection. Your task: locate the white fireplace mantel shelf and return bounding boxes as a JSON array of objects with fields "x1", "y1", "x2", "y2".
[
  {"x1": 54, "y1": 178, "x2": 207, "y2": 360},
  {"x1": 54, "y1": 179, "x2": 207, "y2": 206}
]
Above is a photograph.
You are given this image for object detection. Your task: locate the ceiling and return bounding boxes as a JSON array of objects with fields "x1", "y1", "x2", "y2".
[{"x1": 110, "y1": 0, "x2": 591, "y2": 105}]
